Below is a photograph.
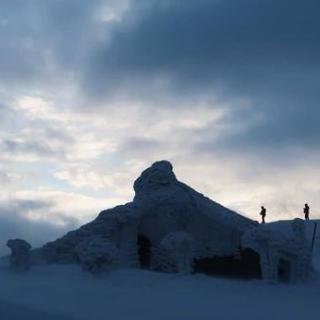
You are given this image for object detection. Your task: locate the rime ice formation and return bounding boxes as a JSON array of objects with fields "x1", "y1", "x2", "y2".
[
  {"x1": 242, "y1": 218, "x2": 312, "y2": 283},
  {"x1": 32, "y1": 161, "x2": 314, "y2": 282},
  {"x1": 40, "y1": 161, "x2": 257, "y2": 272},
  {"x1": 7, "y1": 239, "x2": 32, "y2": 272},
  {"x1": 76, "y1": 236, "x2": 119, "y2": 273},
  {"x1": 39, "y1": 160, "x2": 257, "y2": 274}
]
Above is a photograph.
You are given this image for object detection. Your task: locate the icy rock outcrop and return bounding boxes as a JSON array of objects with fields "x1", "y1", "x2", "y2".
[
  {"x1": 158, "y1": 232, "x2": 194, "y2": 274},
  {"x1": 75, "y1": 236, "x2": 119, "y2": 273},
  {"x1": 242, "y1": 219, "x2": 312, "y2": 283},
  {"x1": 7, "y1": 239, "x2": 32, "y2": 272},
  {"x1": 37, "y1": 160, "x2": 256, "y2": 269}
]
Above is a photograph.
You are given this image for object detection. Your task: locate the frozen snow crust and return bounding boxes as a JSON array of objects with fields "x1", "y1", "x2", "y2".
[{"x1": 38, "y1": 161, "x2": 257, "y2": 269}]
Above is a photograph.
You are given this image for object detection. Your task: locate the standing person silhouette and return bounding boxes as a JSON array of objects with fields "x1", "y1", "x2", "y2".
[
  {"x1": 304, "y1": 203, "x2": 310, "y2": 220},
  {"x1": 260, "y1": 206, "x2": 266, "y2": 224}
]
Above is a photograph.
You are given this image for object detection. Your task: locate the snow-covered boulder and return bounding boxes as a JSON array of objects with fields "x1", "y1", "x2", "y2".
[
  {"x1": 7, "y1": 239, "x2": 32, "y2": 272},
  {"x1": 158, "y1": 232, "x2": 194, "y2": 274},
  {"x1": 242, "y1": 219, "x2": 312, "y2": 283},
  {"x1": 75, "y1": 236, "x2": 119, "y2": 273}
]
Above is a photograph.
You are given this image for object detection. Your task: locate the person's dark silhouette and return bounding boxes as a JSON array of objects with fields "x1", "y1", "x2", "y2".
[
  {"x1": 260, "y1": 206, "x2": 266, "y2": 224},
  {"x1": 304, "y1": 203, "x2": 310, "y2": 220}
]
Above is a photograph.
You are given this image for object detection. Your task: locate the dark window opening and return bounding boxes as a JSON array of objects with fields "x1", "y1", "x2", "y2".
[
  {"x1": 193, "y1": 248, "x2": 261, "y2": 279},
  {"x1": 137, "y1": 234, "x2": 152, "y2": 269},
  {"x1": 278, "y1": 258, "x2": 291, "y2": 282}
]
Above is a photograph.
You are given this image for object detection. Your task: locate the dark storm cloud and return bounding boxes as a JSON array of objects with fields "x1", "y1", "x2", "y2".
[
  {"x1": 1, "y1": 0, "x2": 319, "y2": 151},
  {"x1": 91, "y1": 0, "x2": 319, "y2": 86},
  {"x1": 85, "y1": 0, "x2": 320, "y2": 150},
  {"x1": 0, "y1": 0, "x2": 104, "y2": 88}
]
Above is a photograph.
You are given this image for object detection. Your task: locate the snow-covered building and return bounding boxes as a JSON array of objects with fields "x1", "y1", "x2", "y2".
[
  {"x1": 242, "y1": 219, "x2": 313, "y2": 283},
  {"x1": 35, "y1": 161, "x2": 312, "y2": 282}
]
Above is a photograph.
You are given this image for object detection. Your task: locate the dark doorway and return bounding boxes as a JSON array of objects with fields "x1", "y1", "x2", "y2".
[
  {"x1": 278, "y1": 258, "x2": 291, "y2": 282},
  {"x1": 137, "y1": 234, "x2": 152, "y2": 269},
  {"x1": 193, "y1": 248, "x2": 261, "y2": 279},
  {"x1": 240, "y1": 248, "x2": 262, "y2": 279}
]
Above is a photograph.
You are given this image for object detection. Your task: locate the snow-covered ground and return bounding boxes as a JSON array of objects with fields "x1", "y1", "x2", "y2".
[
  {"x1": 0, "y1": 265, "x2": 319, "y2": 320},
  {"x1": 0, "y1": 220, "x2": 319, "y2": 320},
  {"x1": 1, "y1": 264, "x2": 320, "y2": 320}
]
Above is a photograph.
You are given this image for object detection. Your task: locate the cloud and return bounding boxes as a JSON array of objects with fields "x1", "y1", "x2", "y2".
[
  {"x1": 0, "y1": 187, "x2": 123, "y2": 256},
  {"x1": 82, "y1": 0, "x2": 320, "y2": 150},
  {"x1": 0, "y1": 128, "x2": 71, "y2": 162},
  {"x1": 10, "y1": 189, "x2": 114, "y2": 223},
  {"x1": 174, "y1": 154, "x2": 320, "y2": 223},
  {"x1": 0, "y1": 0, "x2": 96, "y2": 83},
  {"x1": 0, "y1": 199, "x2": 71, "y2": 256},
  {"x1": 2, "y1": 0, "x2": 318, "y2": 154},
  {"x1": 54, "y1": 164, "x2": 117, "y2": 190},
  {"x1": 0, "y1": 0, "x2": 319, "y2": 236},
  {"x1": 0, "y1": 95, "x2": 117, "y2": 163},
  {"x1": 0, "y1": 169, "x2": 21, "y2": 186}
]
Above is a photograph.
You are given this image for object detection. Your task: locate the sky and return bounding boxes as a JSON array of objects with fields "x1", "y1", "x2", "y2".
[{"x1": 0, "y1": 0, "x2": 319, "y2": 254}]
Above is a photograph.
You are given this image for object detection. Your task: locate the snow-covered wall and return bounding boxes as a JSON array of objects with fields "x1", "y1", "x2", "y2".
[{"x1": 242, "y1": 219, "x2": 313, "y2": 283}]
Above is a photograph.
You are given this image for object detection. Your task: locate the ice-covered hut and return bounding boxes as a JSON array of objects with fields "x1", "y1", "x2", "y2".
[
  {"x1": 37, "y1": 161, "x2": 312, "y2": 281},
  {"x1": 242, "y1": 219, "x2": 313, "y2": 283},
  {"x1": 39, "y1": 161, "x2": 259, "y2": 276}
]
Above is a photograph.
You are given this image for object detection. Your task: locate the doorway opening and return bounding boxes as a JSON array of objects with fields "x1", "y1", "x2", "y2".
[{"x1": 137, "y1": 234, "x2": 152, "y2": 269}]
